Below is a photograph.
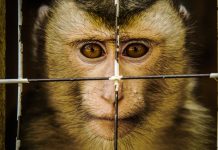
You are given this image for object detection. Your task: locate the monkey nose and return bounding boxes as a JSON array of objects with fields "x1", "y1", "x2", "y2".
[{"x1": 101, "y1": 81, "x2": 123, "y2": 104}]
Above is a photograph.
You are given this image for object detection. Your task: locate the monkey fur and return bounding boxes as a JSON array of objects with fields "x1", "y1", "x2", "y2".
[{"x1": 21, "y1": 0, "x2": 216, "y2": 149}]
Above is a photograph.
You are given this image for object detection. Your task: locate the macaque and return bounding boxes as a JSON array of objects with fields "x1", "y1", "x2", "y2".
[{"x1": 21, "y1": 0, "x2": 215, "y2": 149}]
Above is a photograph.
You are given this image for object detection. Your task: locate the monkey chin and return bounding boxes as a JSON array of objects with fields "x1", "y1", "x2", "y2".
[{"x1": 88, "y1": 117, "x2": 136, "y2": 140}]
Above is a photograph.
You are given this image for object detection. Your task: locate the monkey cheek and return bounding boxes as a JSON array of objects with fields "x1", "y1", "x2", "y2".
[{"x1": 88, "y1": 119, "x2": 135, "y2": 140}]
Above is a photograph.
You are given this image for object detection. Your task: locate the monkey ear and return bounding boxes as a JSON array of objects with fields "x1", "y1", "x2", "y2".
[
  {"x1": 34, "y1": 5, "x2": 50, "y2": 33},
  {"x1": 37, "y1": 5, "x2": 50, "y2": 22},
  {"x1": 32, "y1": 5, "x2": 50, "y2": 58},
  {"x1": 179, "y1": 5, "x2": 190, "y2": 20}
]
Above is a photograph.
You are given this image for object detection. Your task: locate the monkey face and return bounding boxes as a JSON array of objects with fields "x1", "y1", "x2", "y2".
[{"x1": 44, "y1": 0, "x2": 189, "y2": 143}]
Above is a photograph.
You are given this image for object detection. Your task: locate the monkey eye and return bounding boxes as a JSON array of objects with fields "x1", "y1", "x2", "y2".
[
  {"x1": 80, "y1": 43, "x2": 105, "y2": 59},
  {"x1": 123, "y1": 43, "x2": 149, "y2": 58}
]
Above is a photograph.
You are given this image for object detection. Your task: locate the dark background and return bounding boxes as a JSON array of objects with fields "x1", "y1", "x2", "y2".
[{"x1": 5, "y1": 0, "x2": 217, "y2": 149}]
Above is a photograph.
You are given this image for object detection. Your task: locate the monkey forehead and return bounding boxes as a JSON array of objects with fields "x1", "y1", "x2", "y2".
[
  {"x1": 122, "y1": 0, "x2": 186, "y2": 42},
  {"x1": 73, "y1": 0, "x2": 157, "y2": 26},
  {"x1": 47, "y1": 0, "x2": 185, "y2": 44}
]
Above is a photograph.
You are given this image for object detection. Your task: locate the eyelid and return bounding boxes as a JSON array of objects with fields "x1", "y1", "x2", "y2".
[
  {"x1": 78, "y1": 40, "x2": 105, "y2": 49},
  {"x1": 68, "y1": 39, "x2": 105, "y2": 49}
]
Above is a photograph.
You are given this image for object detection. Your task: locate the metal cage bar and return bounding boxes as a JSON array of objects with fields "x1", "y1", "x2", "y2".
[
  {"x1": 1, "y1": 73, "x2": 218, "y2": 84},
  {"x1": 16, "y1": 0, "x2": 23, "y2": 149},
  {"x1": 114, "y1": 0, "x2": 120, "y2": 149}
]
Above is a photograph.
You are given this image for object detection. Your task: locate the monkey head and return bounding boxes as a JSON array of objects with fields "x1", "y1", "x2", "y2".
[{"x1": 24, "y1": 0, "x2": 214, "y2": 149}]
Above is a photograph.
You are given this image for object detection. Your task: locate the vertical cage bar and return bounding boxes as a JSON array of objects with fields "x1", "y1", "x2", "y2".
[
  {"x1": 114, "y1": 90, "x2": 119, "y2": 150},
  {"x1": 16, "y1": 0, "x2": 23, "y2": 149},
  {"x1": 114, "y1": 0, "x2": 120, "y2": 149}
]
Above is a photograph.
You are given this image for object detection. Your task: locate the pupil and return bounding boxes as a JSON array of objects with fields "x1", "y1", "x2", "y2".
[
  {"x1": 90, "y1": 47, "x2": 95, "y2": 52},
  {"x1": 133, "y1": 47, "x2": 138, "y2": 52}
]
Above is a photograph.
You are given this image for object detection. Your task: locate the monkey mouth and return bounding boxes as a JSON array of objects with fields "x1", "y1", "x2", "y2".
[
  {"x1": 87, "y1": 112, "x2": 140, "y2": 122},
  {"x1": 87, "y1": 114, "x2": 140, "y2": 140}
]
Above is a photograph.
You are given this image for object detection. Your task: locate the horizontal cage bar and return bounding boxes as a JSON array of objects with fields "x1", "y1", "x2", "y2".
[{"x1": 1, "y1": 73, "x2": 218, "y2": 84}]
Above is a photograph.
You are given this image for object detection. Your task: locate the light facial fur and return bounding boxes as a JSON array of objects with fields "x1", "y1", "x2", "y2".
[{"x1": 21, "y1": 0, "x2": 216, "y2": 150}]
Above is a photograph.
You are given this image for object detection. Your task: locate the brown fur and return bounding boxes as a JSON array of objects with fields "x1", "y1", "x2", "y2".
[{"x1": 21, "y1": 0, "x2": 215, "y2": 149}]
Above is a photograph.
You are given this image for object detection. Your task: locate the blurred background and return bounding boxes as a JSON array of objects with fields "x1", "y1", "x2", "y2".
[{"x1": 5, "y1": 0, "x2": 217, "y2": 149}]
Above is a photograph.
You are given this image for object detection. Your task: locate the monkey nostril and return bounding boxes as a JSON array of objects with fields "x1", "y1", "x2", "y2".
[
  {"x1": 101, "y1": 95, "x2": 113, "y2": 104},
  {"x1": 118, "y1": 93, "x2": 124, "y2": 101},
  {"x1": 101, "y1": 92, "x2": 123, "y2": 104}
]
